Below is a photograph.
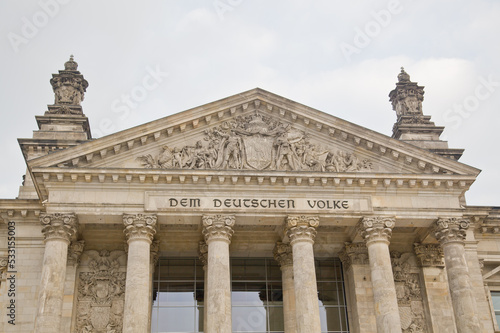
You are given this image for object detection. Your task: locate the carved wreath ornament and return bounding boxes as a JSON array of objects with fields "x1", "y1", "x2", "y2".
[{"x1": 137, "y1": 112, "x2": 373, "y2": 172}]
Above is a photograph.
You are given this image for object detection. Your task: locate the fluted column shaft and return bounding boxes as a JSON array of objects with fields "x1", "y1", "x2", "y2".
[
  {"x1": 34, "y1": 213, "x2": 78, "y2": 333},
  {"x1": 122, "y1": 214, "x2": 157, "y2": 333},
  {"x1": 285, "y1": 215, "x2": 321, "y2": 333},
  {"x1": 274, "y1": 242, "x2": 297, "y2": 333},
  {"x1": 203, "y1": 215, "x2": 235, "y2": 333},
  {"x1": 434, "y1": 218, "x2": 480, "y2": 333},
  {"x1": 358, "y1": 217, "x2": 402, "y2": 333}
]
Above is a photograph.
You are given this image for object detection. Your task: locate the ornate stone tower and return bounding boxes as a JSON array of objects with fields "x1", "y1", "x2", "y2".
[
  {"x1": 17, "y1": 56, "x2": 92, "y2": 199},
  {"x1": 390, "y1": 67, "x2": 463, "y2": 160}
]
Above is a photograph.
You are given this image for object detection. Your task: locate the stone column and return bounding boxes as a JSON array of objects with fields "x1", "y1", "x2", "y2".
[
  {"x1": 202, "y1": 214, "x2": 235, "y2": 333},
  {"x1": 414, "y1": 243, "x2": 457, "y2": 333},
  {"x1": 433, "y1": 218, "x2": 481, "y2": 333},
  {"x1": 122, "y1": 214, "x2": 157, "y2": 333},
  {"x1": 34, "y1": 213, "x2": 78, "y2": 333},
  {"x1": 338, "y1": 242, "x2": 376, "y2": 333},
  {"x1": 357, "y1": 216, "x2": 402, "y2": 333},
  {"x1": 285, "y1": 215, "x2": 321, "y2": 333},
  {"x1": 199, "y1": 241, "x2": 208, "y2": 332},
  {"x1": 274, "y1": 242, "x2": 297, "y2": 333}
]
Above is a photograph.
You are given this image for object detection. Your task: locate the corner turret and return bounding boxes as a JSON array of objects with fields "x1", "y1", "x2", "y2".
[
  {"x1": 17, "y1": 56, "x2": 93, "y2": 199},
  {"x1": 390, "y1": 67, "x2": 463, "y2": 160}
]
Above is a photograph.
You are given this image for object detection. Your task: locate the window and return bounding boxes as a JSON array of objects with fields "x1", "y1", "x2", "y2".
[
  {"x1": 231, "y1": 258, "x2": 284, "y2": 333},
  {"x1": 151, "y1": 257, "x2": 349, "y2": 333},
  {"x1": 491, "y1": 291, "x2": 500, "y2": 327},
  {"x1": 316, "y1": 259, "x2": 349, "y2": 333},
  {"x1": 151, "y1": 259, "x2": 204, "y2": 333}
]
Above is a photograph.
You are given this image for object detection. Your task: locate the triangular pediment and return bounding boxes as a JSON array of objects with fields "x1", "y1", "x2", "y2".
[{"x1": 28, "y1": 88, "x2": 480, "y2": 178}]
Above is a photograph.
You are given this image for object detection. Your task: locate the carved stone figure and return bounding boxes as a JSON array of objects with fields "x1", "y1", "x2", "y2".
[
  {"x1": 137, "y1": 112, "x2": 373, "y2": 173},
  {"x1": 391, "y1": 251, "x2": 426, "y2": 333},
  {"x1": 50, "y1": 56, "x2": 88, "y2": 107},
  {"x1": 76, "y1": 250, "x2": 126, "y2": 333}
]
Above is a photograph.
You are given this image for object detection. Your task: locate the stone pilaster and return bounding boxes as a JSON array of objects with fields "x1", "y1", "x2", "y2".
[
  {"x1": 433, "y1": 218, "x2": 480, "y2": 333},
  {"x1": 357, "y1": 216, "x2": 402, "y2": 333},
  {"x1": 202, "y1": 214, "x2": 235, "y2": 333},
  {"x1": 339, "y1": 242, "x2": 376, "y2": 333},
  {"x1": 34, "y1": 213, "x2": 78, "y2": 333},
  {"x1": 414, "y1": 243, "x2": 457, "y2": 333},
  {"x1": 285, "y1": 215, "x2": 321, "y2": 333},
  {"x1": 148, "y1": 239, "x2": 160, "y2": 332},
  {"x1": 122, "y1": 214, "x2": 157, "y2": 333},
  {"x1": 61, "y1": 240, "x2": 85, "y2": 333},
  {"x1": 274, "y1": 242, "x2": 296, "y2": 333},
  {"x1": 464, "y1": 240, "x2": 495, "y2": 332},
  {"x1": 199, "y1": 241, "x2": 208, "y2": 332}
]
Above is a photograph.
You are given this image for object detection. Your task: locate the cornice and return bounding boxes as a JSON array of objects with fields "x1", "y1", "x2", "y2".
[
  {"x1": 0, "y1": 200, "x2": 44, "y2": 222},
  {"x1": 31, "y1": 167, "x2": 475, "y2": 191}
]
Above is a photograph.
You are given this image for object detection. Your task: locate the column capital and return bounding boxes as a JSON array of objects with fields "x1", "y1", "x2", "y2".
[
  {"x1": 273, "y1": 242, "x2": 293, "y2": 268},
  {"x1": 39, "y1": 213, "x2": 78, "y2": 243},
  {"x1": 67, "y1": 240, "x2": 85, "y2": 266},
  {"x1": 433, "y1": 217, "x2": 470, "y2": 246},
  {"x1": 338, "y1": 242, "x2": 369, "y2": 270},
  {"x1": 357, "y1": 216, "x2": 395, "y2": 245},
  {"x1": 285, "y1": 215, "x2": 319, "y2": 245},
  {"x1": 202, "y1": 214, "x2": 235, "y2": 244},
  {"x1": 413, "y1": 243, "x2": 444, "y2": 267},
  {"x1": 199, "y1": 241, "x2": 208, "y2": 267},
  {"x1": 123, "y1": 214, "x2": 157, "y2": 244}
]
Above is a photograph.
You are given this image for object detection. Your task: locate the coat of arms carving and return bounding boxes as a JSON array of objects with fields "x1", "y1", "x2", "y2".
[
  {"x1": 391, "y1": 252, "x2": 426, "y2": 333},
  {"x1": 137, "y1": 112, "x2": 373, "y2": 172},
  {"x1": 76, "y1": 250, "x2": 126, "y2": 333}
]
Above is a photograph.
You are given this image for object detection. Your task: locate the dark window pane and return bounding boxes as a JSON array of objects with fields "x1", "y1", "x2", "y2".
[
  {"x1": 232, "y1": 259, "x2": 267, "y2": 281},
  {"x1": 267, "y1": 283, "x2": 283, "y2": 303},
  {"x1": 318, "y1": 282, "x2": 340, "y2": 306},
  {"x1": 267, "y1": 306, "x2": 284, "y2": 332},
  {"x1": 267, "y1": 260, "x2": 282, "y2": 281},
  {"x1": 316, "y1": 261, "x2": 337, "y2": 280},
  {"x1": 158, "y1": 259, "x2": 196, "y2": 280}
]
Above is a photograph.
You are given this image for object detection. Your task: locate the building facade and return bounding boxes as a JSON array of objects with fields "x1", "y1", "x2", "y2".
[{"x1": 0, "y1": 58, "x2": 499, "y2": 333}]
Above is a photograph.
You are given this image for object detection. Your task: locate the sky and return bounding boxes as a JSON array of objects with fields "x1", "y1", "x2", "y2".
[{"x1": 0, "y1": 0, "x2": 499, "y2": 206}]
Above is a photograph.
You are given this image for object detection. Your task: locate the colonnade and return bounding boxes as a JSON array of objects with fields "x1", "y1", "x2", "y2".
[{"x1": 33, "y1": 213, "x2": 482, "y2": 333}]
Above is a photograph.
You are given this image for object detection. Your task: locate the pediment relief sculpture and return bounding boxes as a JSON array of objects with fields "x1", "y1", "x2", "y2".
[{"x1": 137, "y1": 112, "x2": 373, "y2": 172}]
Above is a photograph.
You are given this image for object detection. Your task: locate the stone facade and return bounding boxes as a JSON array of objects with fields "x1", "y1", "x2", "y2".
[{"x1": 0, "y1": 58, "x2": 499, "y2": 333}]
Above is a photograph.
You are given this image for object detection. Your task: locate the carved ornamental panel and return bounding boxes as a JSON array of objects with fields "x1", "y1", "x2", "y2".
[
  {"x1": 76, "y1": 250, "x2": 126, "y2": 333},
  {"x1": 137, "y1": 112, "x2": 373, "y2": 172},
  {"x1": 391, "y1": 252, "x2": 427, "y2": 333}
]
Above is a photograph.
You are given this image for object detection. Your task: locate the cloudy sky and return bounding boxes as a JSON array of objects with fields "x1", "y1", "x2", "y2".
[{"x1": 0, "y1": 0, "x2": 499, "y2": 206}]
